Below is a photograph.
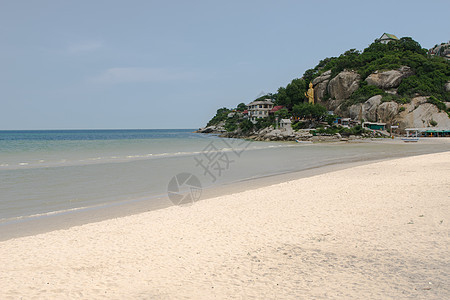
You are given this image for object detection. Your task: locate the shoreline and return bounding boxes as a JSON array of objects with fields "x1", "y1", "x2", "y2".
[
  {"x1": 0, "y1": 157, "x2": 382, "y2": 241},
  {"x1": 0, "y1": 151, "x2": 448, "y2": 298},
  {"x1": 1, "y1": 138, "x2": 449, "y2": 241}
]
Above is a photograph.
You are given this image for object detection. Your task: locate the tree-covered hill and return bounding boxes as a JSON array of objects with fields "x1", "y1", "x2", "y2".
[
  {"x1": 276, "y1": 37, "x2": 449, "y2": 110},
  {"x1": 204, "y1": 36, "x2": 450, "y2": 132}
]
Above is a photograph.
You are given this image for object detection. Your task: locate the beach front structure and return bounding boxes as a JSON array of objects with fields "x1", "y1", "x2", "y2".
[
  {"x1": 337, "y1": 117, "x2": 351, "y2": 128},
  {"x1": 247, "y1": 99, "x2": 274, "y2": 122},
  {"x1": 279, "y1": 119, "x2": 293, "y2": 135},
  {"x1": 280, "y1": 119, "x2": 292, "y2": 130},
  {"x1": 363, "y1": 122, "x2": 386, "y2": 131},
  {"x1": 377, "y1": 33, "x2": 399, "y2": 44},
  {"x1": 406, "y1": 127, "x2": 450, "y2": 137}
]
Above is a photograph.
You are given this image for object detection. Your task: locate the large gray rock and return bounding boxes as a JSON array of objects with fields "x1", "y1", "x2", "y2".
[
  {"x1": 328, "y1": 71, "x2": 360, "y2": 100},
  {"x1": 347, "y1": 95, "x2": 382, "y2": 121},
  {"x1": 328, "y1": 99, "x2": 347, "y2": 111},
  {"x1": 264, "y1": 129, "x2": 282, "y2": 139},
  {"x1": 348, "y1": 103, "x2": 363, "y2": 120},
  {"x1": 314, "y1": 81, "x2": 329, "y2": 103},
  {"x1": 445, "y1": 81, "x2": 450, "y2": 93},
  {"x1": 313, "y1": 70, "x2": 332, "y2": 104},
  {"x1": 378, "y1": 101, "x2": 399, "y2": 122},
  {"x1": 396, "y1": 103, "x2": 450, "y2": 130},
  {"x1": 363, "y1": 95, "x2": 382, "y2": 121},
  {"x1": 404, "y1": 96, "x2": 428, "y2": 113},
  {"x1": 365, "y1": 66, "x2": 413, "y2": 89},
  {"x1": 312, "y1": 70, "x2": 332, "y2": 85}
]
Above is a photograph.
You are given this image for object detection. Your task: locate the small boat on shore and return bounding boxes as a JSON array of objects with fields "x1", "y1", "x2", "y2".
[
  {"x1": 295, "y1": 140, "x2": 313, "y2": 144},
  {"x1": 401, "y1": 137, "x2": 419, "y2": 142}
]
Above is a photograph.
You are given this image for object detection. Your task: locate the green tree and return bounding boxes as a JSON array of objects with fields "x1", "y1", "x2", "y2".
[
  {"x1": 293, "y1": 103, "x2": 326, "y2": 120},
  {"x1": 207, "y1": 107, "x2": 231, "y2": 126},
  {"x1": 274, "y1": 108, "x2": 290, "y2": 119},
  {"x1": 239, "y1": 119, "x2": 254, "y2": 133},
  {"x1": 325, "y1": 114, "x2": 337, "y2": 125},
  {"x1": 236, "y1": 103, "x2": 247, "y2": 111}
]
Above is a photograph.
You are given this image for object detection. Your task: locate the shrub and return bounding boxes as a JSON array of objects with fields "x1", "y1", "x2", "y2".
[
  {"x1": 382, "y1": 94, "x2": 411, "y2": 104},
  {"x1": 255, "y1": 117, "x2": 274, "y2": 130},
  {"x1": 325, "y1": 114, "x2": 337, "y2": 125},
  {"x1": 351, "y1": 83, "x2": 384, "y2": 104},
  {"x1": 292, "y1": 103, "x2": 327, "y2": 120},
  {"x1": 207, "y1": 107, "x2": 231, "y2": 126},
  {"x1": 224, "y1": 118, "x2": 238, "y2": 132},
  {"x1": 427, "y1": 96, "x2": 447, "y2": 111},
  {"x1": 239, "y1": 119, "x2": 254, "y2": 133},
  {"x1": 292, "y1": 121, "x2": 308, "y2": 130}
]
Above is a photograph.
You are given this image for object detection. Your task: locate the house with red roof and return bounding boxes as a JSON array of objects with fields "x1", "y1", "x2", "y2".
[{"x1": 269, "y1": 106, "x2": 285, "y2": 114}]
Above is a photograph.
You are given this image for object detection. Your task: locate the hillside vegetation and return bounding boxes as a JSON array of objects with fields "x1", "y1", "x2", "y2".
[
  {"x1": 277, "y1": 37, "x2": 449, "y2": 108},
  {"x1": 205, "y1": 37, "x2": 450, "y2": 131}
]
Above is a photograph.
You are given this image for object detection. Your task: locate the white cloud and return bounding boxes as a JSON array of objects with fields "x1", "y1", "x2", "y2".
[
  {"x1": 89, "y1": 67, "x2": 197, "y2": 84},
  {"x1": 68, "y1": 41, "x2": 103, "y2": 54}
]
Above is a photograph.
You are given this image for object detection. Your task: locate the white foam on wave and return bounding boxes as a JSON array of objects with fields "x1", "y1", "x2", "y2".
[{"x1": 0, "y1": 204, "x2": 101, "y2": 225}]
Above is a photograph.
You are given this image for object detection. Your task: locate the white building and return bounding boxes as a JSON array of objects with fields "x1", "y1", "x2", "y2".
[
  {"x1": 377, "y1": 33, "x2": 399, "y2": 44},
  {"x1": 247, "y1": 99, "x2": 274, "y2": 122},
  {"x1": 280, "y1": 119, "x2": 293, "y2": 134}
]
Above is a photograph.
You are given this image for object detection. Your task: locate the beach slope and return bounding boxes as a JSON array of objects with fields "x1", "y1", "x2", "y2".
[{"x1": 1, "y1": 152, "x2": 449, "y2": 299}]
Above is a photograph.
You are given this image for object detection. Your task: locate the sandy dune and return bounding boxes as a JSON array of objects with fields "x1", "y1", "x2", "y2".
[{"x1": 1, "y1": 152, "x2": 449, "y2": 299}]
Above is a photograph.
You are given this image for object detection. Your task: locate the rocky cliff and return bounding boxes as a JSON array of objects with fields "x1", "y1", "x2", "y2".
[{"x1": 313, "y1": 67, "x2": 450, "y2": 131}]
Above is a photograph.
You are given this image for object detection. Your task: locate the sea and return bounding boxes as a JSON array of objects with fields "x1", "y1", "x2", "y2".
[{"x1": 0, "y1": 129, "x2": 448, "y2": 226}]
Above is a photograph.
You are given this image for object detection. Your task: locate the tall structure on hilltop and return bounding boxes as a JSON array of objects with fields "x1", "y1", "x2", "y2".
[{"x1": 376, "y1": 33, "x2": 399, "y2": 44}]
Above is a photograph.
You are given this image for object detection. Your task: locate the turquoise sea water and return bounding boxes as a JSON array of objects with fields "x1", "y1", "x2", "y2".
[{"x1": 0, "y1": 129, "x2": 448, "y2": 225}]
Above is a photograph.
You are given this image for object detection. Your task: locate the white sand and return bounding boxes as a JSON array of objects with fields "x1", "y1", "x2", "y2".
[{"x1": 1, "y1": 152, "x2": 449, "y2": 299}]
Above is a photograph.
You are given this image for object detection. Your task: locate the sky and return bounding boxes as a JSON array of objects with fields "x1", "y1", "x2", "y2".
[{"x1": 1, "y1": 0, "x2": 449, "y2": 130}]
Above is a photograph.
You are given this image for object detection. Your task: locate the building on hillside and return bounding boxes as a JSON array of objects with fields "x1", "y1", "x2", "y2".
[
  {"x1": 337, "y1": 118, "x2": 351, "y2": 128},
  {"x1": 280, "y1": 119, "x2": 293, "y2": 134},
  {"x1": 247, "y1": 99, "x2": 274, "y2": 122},
  {"x1": 269, "y1": 105, "x2": 285, "y2": 115},
  {"x1": 377, "y1": 33, "x2": 399, "y2": 44},
  {"x1": 428, "y1": 42, "x2": 450, "y2": 60},
  {"x1": 363, "y1": 122, "x2": 386, "y2": 131}
]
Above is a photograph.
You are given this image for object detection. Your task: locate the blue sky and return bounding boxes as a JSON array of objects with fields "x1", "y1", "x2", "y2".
[{"x1": 1, "y1": 0, "x2": 449, "y2": 129}]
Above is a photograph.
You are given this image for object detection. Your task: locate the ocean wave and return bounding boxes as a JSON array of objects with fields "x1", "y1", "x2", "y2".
[
  {"x1": 0, "y1": 143, "x2": 295, "y2": 170},
  {"x1": 0, "y1": 205, "x2": 96, "y2": 225}
]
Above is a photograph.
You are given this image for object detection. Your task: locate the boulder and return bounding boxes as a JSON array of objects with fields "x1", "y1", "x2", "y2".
[
  {"x1": 264, "y1": 129, "x2": 282, "y2": 139},
  {"x1": 327, "y1": 99, "x2": 347, "y2": 111},
  {"x1": 196, "y1": 126, "x2": 220, "y2": 133},
  {"x1": 378, "y1": 101, "x2": 399, "y2": 122},
  {"x1": 294, "y1": 130, "x2": 313, "y2": 139},
  {"x1": 365, "y1": 66, "x2": 413, "y2": 89},
  {"x1": 313, "y1": 70, "x2": 332, "y2": 104},
  {"x1": 363, "y1": 95, "x2": 382, "y2": 121},
  {"x1": 347, "y1": 95, "x2": 382, "y2": 121},
  {"x1": 445, "y1": 81, "x2": 450, "y2": 93},
  {"x1": 396, "y1": 103, "x2": 450, "y2": 130},
  {"x1": 314, "y1": 81, "x2": 329, "y2": 103},
  {"x1": 348, "y1": 103, "x2": 363, "y2": 120},
  {"x1": 312, "y1": 70, "x2": 332, "y2": 85},
  {"x1": 405, "y1": 96, "x2": 428, "y2": 113},
  {"x1": 328, "y1": 71, "x2": 360, "y2": 100}
]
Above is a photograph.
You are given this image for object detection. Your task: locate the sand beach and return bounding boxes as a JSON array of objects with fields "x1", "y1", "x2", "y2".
[{"x1": 0, "y1": 151, "x2": 449, "y2": 299}]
